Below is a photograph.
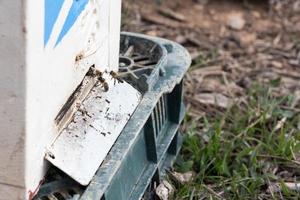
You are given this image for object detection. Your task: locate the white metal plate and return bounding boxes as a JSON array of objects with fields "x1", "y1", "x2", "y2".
[{"x1": 45, "y1": 74, "x2": 141, "y2": 185}]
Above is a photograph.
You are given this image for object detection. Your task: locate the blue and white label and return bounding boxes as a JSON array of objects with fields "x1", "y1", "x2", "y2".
[{"x1": 44, "y1": 0, "x2": 89, "y2": 47}]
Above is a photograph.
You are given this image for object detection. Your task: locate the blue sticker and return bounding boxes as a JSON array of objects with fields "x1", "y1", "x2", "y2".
[
  {"x1": 44, "y1": 0, "x2": 89, "y2": 48},
  {"x1": 55, "y1": 0, "x2": 89, "y2": 46},
  {"x1": 44, "y1": 0, "x2": 65, "y2": 46}
]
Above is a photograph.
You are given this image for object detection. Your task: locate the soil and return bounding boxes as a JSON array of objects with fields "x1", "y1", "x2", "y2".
[{"x1": 122, "y1": 0, "x2": 300, "y2": 116}]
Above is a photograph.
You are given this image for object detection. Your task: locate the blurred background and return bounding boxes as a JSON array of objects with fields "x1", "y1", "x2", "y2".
[
  {"x1": 122, "y1": 0, "x2": 300, "y2": 199},
  {"x1": 122, "y1": 0, "x2": 300, "y2": 107}
]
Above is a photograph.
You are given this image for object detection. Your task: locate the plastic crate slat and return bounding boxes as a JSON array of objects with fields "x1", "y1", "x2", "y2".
[
  {"x1": 159, "y1": 132, "x2": 183, "y2": 173},
  {"x1": 129, "y1": 163, "x2": 157, "y2": 200},
  {"x1": 160, "y1": 96, "x2": 166, "y2": 125},
  {"x1": 163, "y1": 94, "x2": 168, "y2": 121},
  {"x1": 153, "y1": 107, "x2": 160, "y2": 135},
  {"x1": 154, "y1": 104, "x2": 161, "y2": 133},
  {"x1": 144, "y1": 116, "x2": 158, "y2": 163},
  {"x1": 157, "y1": 97, "x2": 164, "y2": 132},
  {"x1": 151, "y1": 112, "x2": 157, "y2": 136},
  {"x1": 130, "y1": 125, "x2": 182, "y2": 200},
  {"x1": 156, "y1": 124, "x2": 179, "y2": 160}
]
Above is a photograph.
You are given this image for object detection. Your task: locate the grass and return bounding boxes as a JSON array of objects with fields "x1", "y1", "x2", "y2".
[{"x1": 173, "y1": 84, "x2": 300, "y2": 199}]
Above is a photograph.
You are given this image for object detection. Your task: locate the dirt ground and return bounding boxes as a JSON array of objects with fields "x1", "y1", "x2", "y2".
[{"x1": 122, "y1": 0, "x2": 300, "y2": 114}]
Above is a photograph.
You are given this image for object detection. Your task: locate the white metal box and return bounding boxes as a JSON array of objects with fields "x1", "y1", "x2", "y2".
[{"x1": 0, "y1": 0, "x2": 122, "y2": 199}]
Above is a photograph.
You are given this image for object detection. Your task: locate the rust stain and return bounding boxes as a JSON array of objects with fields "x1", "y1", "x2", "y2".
[{"x1": 28, "y1": 178, "x2": 45, "y2": 200}]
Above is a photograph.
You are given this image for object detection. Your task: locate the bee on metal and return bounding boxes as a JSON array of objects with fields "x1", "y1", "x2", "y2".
[
  {"x1": 100, "y1": 132, "x2": 106, "y2": 136},
  {"x1": 93, "y1": 68, "x2": 103, "y2": 77},
  {"x1": 75, "y1": 53, "x2": 84, "y2": 62},
  {"x1": 78, "y1": 108, "x2": 92, "y2": 118},
  {"x1": 109, "y1": 71, "x2": 124, "y2": 85},
  {"x1": 89, "y1": 65, "x2": 109, "y2": 92},
  {"x1": 97, "y1": 75, "x2": 109, "y2": 92},
  {"x1": 76, "y1": 102, "x2": 91, "y2": 118}
]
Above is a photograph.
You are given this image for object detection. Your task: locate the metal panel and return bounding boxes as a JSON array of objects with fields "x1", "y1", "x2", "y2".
[{"x1": 46, "y1": 73, "x2": 141, "y2": 185}]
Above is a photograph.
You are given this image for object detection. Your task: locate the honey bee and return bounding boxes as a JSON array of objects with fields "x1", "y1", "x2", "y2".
[
  {"x1": 89, "y1": 65, "x2": 109, "y2": 92},
  {"x1": 78, "y1": 107, "x2": 91, "y2": 118},
  {"x1": 94, "y1": 68, "x2": 103, "y2": 77},
  {"x1": 75, "y1": 52, "x2": 84, "y2": 62},
  {"x1": 109, "y1": 71, "x2": 124, "y2": 85},
  {"x1": 100, "y1": 132, "x2": 106, "y2": 136},
  {"x1": 97, "y1": 76, "x2": 109, "y2": 92}
]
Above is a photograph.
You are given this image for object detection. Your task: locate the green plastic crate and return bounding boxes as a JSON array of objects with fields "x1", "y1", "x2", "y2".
[{"x1": 34, "y1": 32, "x2": 191, "y2": 200}]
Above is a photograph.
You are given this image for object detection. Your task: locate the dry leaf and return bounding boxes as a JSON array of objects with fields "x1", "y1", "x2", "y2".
[
  {"x1": 157, "y1": 7, "x2": 186, "y2": 22},
  {"x1": 236, "y1": 32, "x2": 257, "y2": 46},
  {"x1": 170, "y1": 171, "x2": 195, "y2": 184},
  {"x1": 156, "y1": 181, "x2": 174, "y2": 200},
  {"x1": 226, "y1": 12, "x2": 246, "y2": 30},
  {"x1": 194, "y1": 93, "x2": 232, "y2": 108},
  {"x1": 267, "y1": 182, "x2": 280, "y2": 194}
]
